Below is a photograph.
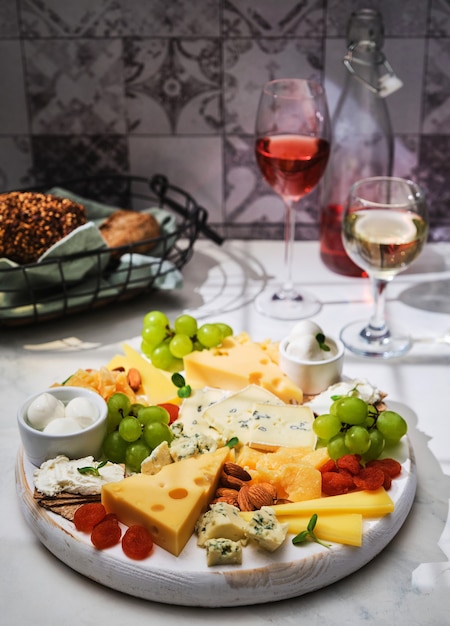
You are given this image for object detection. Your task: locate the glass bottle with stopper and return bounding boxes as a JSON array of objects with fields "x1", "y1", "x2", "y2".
[{"x1": 320, "y1": 7, "x2": 403, "y2": 277}]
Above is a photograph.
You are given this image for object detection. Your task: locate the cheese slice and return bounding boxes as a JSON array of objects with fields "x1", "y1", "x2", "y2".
[
  {"x1": 267, "y1": 488, "x2": 395, "y2": 518},
  {"x1": 277, "y1": 513, "x2": 363, "y2": 547},
  {"x1": 107, "y1": 343, "x2": 179, "y2": 405},
  {"x1": 101, "y1": 447, "x2": 230, "y2": 556},
  {"x1": 183, "y1": 336, "x2": 303, "y2": 404},
  {"x1": 249, "y1": 403, "x2": 316, "y2": 450}
]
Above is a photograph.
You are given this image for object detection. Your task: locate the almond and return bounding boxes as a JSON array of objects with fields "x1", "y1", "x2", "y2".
[
  {"x1": 215, "y1": 487, "x2": 240, "y2": 499},
  {"x1": 223, "y1": 462, "x2": 252, "y2": 482},
  {"x1": 219, "y1": 471, "x2": 245, "y2": 490},
  {"x1": 211, "y1": 495, "x2": 239, "y2": 507},
  {"x1": 127, "y1": 367, "x2": 141, "y2": 392},
  {"x1": 247, "y1": 483, "x2": 277, "y2": 508},
  {"x1": 237, "y1": 485, "x2": 255, "y2": 512}
]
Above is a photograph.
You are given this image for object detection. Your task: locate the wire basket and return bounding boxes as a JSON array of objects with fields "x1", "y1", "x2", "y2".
[{"x1": 0, "y1": 174, "x2": 222, "y2": 327}]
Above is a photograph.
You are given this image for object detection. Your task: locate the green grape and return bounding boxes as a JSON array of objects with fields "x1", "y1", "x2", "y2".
[
  {"x1": 312, "y1": 413, "x2": 342, "y2": 440},
  {"x1": 376, "y1": 410, "x2": 407, "y2": 445},
  {"x1": 129, "y1": 403, "x2": 145, "y2": 417},
  {"x1": 107, "y1": 392, "x2": 131, "y2": 431},
  {"x1": 197, "y1": 323, "x2": 223, "y2": 348},
  {"x1": 102, "y1": 431, "x2": 129, "y2": 463},
  {"x1": 344, "y1": 425, "x2": 371, "y2": 454},
  {"x1": 141, "y1": 324, "x2": 168, "y2": 348},
  {"x1": 118, "y1": 416, "x2": 142, "y2": 442},
  {"x1": 215, "y1": 323, "x2": 233, "y2": 338},
  {"x1": 174, "y1": 314, "x2": 198, "y2": 336},
  {"x1": 143, "y1": 421, "x2": 173, "y2": 449},
  {"x1": 169, "y1": 333, "x2": 193, "y2": 358},
  {"x1": 331, "y1": 396, "x2": 368, "y2": 425},
  {"x1": 141, "y1": 339, "x2": 154, "y2": 358},
  {"x1": 125, "y1": 441, "x2": 151, "y2": 473},
  {"x1": 362, "y1": 429, "x2": 385, "y2": 461},
  {"x1": 327, "y1": 433, "x2": 349, "y2": 460},
  {"x1": 143, "y1": 310, "x2": 169, "y2": 329},
  {"x1": 138, "y1": 405, "x2": 170, "y2": 426},
  {"x1": 151, "y1": 343, "x2": 176, "y2": 370}
]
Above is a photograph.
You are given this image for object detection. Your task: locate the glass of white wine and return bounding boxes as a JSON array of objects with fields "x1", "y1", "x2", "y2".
[{"x1": 340, "y1": 176, "x2": 428, "y2": 358}]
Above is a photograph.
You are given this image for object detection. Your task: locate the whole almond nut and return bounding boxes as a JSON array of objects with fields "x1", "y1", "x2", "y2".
[
  {"x1": 247, "y1": 483, "x2": 276, "y2": 508},
  {"x1": 237, "y1": 485, "x2": 255, "y2": 512},
  {"x1": 223, "y1": 462, "x2": 252, "y2": 482},
  {"x1": 219, "y1": 471, "x2": 245, "y2": 490},
  {"x1": 211, "y1": 496, "x2": 239, "y2": 507},
  {"x1": 127, "y1": 367, "x2": 142, "y2": 392},
  {"x1": 216, "y1": 487, "x2": 240, "y2": 499}
]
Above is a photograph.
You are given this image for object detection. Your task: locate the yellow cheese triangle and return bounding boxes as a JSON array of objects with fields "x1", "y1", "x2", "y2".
[
  {"x1": 267, "y1": 487, "x2": 394, "y2": 518},
  {"x1": 107, "y1": 343, "x2": 180, "y2": 405},
  {"x1": 277, "y1": 513, "x2": 363, "y2": 547},
  {"x1": 102, "y1": 447, "x2": 231, "y2": 556}
]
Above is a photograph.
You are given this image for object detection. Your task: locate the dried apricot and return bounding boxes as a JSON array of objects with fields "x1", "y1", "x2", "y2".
[
  {"x1": 366, "y1": 458, "x2": 402, "y2": 478},
  {"x1": 322, "y1": 470, "x2": 355, "y2": 496},
  {"x1": 122, "y1": 525, "x2": 154, "y2": 560},
  {"x1": 73, "y1": 503, "x2": 106, "y2": 532},
  {"x1": 353, "y1": 467, "x2": 385, "y2": 491},
  {"x1": 336, "y1": 454, "x2": 362, "y2": 475},
  {"x1": 91, "y1": 517, "x2": 122, "y2": 550}
]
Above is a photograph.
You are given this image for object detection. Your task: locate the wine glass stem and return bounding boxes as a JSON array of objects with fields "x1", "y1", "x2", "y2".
[
  {"x1": 362, "y1": 277, "x2": 390, "y2": 342},
  {"x1": 281, "y1": 199, "x2": 296, "y2": 295}
]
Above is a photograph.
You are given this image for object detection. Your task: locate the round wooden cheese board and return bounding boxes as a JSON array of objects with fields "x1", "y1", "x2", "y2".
[{"x1": 16, "y1": 440, "x2": 416, "y2": 607}]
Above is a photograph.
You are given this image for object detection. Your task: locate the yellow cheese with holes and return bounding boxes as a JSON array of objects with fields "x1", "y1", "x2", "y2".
[
  {"x1": 267, "y1": 488, "x2": 395, "y2": 517},
  {"x1": 107, "y1": 343, "x2": 180, "y2": 405},
  {"x1": 101, "y1": 447, "x2": 230, "y2": 556},
  {"x1": 183, "y1": 336, "x2": 303, "y2": 404},
  {"x1": 277, "y1": 513, "x2": 363, "y2": 547}
]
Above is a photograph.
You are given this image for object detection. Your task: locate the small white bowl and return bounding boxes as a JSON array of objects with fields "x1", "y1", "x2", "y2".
[
  {"x1": 17, "y1": 386, "x2": 108, "y2": 467},
  {"x1": 279, "y1": 335, "x2": 345, "y2": 396}
]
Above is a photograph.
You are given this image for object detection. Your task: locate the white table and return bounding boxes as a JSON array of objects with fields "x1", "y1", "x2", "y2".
[{"x1": 1, "y1": 240, "x2": 450, "y2": 624}]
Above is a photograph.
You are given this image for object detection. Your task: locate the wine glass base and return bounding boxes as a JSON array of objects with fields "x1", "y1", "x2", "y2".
[
  {"x1": 255, "y1": 286, "x2": 321, "y2": 320},
  {"x1": 340, "y1": 320, "x2": 412, "y2": 359}
]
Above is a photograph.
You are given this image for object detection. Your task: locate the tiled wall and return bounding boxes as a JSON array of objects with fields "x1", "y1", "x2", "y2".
[{"x1": 1, "y1": 0, "x2": 449, "y2": 241}]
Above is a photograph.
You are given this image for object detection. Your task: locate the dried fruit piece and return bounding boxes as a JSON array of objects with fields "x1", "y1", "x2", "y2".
[
  {"x1": 336, "y1": 454, "x2": 362, "y2": 475},
  {"x1": 91, "y1": 517, "x2": 122, "y2": 549},
  {"x1": 322, "y1": 470, "x2": 355, "y2": 496},
  {"x1": 73, "y1": 502, "x2": 106, "y2": 532},
  {"x1": 366, "y1": 458, "x2": 402, "y2": 478},
  {"x1": 122, "y1": 525, "x2": 153, "y2": 560},
  {"x1": 353, "y1": 467, "x2": 385, "y2": 491}
]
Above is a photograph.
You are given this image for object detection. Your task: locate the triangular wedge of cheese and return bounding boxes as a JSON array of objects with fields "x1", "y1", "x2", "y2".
[
  {"x1": 101, "y1": 447, "x2": 231, "y2": 556},
  {"x1": 107, "y1": 343, "x2": 180, "y2": 405}
]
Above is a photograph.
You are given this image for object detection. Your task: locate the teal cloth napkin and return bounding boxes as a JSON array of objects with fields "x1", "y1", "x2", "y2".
[{"x1": 0, "y1": 188, "x2": 182, "y2": 320}]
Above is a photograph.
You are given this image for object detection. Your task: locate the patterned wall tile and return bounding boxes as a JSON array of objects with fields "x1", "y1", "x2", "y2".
[
  {"x1": 326, "y1": 0, "x2": 429, "y2": 37},
  {"x1": 418, "y1": 135, "x2": 450, "y2": 231},
  {"x1": 20, "y1": 0, "x2": 121, "y2": 36},
  {"x1": 0, "y1": 137, "x2": 33, "y2": 190},
  {"x1": 129, "y1": 136, "x2": 223, "y2": 222},
  {"x1": 31, "y1": 135, "x2": 129, "y2": 185},
  {"x1": 422, "y1": 38, "x2": 450, "y2": 134},
  {"x1": 125, "y1": 38, "x2": 222, "y2": 134},
  {"x1": 223, "y1": 0, "x2": 325, "y2": 37},
  {"x1": 120, "y1": 0, "x2": 220, "y2": 36},
  {"x1": 0, "y1": 0, "x2": 20, "y2": 36},
  {"x1": 24, "y1": 39, "x2": 126, "y2": 134},
  {"x1": 0, "y1": 41, "x2": 28, "y2": 134},
  {"x1": 224, "y1": 38, "x2": 324, "y2": 135},
  {"x1": 429, "y1": 0, "x2": 450, "y2": 36}
]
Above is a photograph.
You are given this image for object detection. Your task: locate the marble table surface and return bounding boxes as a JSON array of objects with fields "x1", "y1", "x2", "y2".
[{"x1": 1, "y1": 240, "x2": 449, "y2": 625}]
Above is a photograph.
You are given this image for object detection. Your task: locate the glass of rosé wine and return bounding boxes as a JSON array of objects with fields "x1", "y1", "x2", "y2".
[
  {"x1": 254, "y1": 78, "x2": 331, "y2": 319},
  {"x1": 340, "y1": 176, "x2": 428, "y2": 358}
]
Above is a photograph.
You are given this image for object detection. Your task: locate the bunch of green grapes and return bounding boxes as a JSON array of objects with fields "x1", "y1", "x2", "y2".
[
  {"x1": 313, "y1": 396, "x2": 408, "y2": 461},
  {"x1": 140, "y1": 310, "x2": 233, "y2": 372},
  {"x1": 102, "y1": 392, "x2": 175, "y2": 473}
]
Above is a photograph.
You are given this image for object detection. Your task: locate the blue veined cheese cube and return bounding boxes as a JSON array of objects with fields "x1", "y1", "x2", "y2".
[{"x1": 204, "y1": 538, "x2": 243, "y2": 566}]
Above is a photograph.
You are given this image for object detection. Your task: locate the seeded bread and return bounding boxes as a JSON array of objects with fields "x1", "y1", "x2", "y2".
[
  {"x1": 99, "y1": 209, "x2": 160, "y2": 256},
  {"x1": 0, "y1": 191, "x2": 87, "y2": 264}
]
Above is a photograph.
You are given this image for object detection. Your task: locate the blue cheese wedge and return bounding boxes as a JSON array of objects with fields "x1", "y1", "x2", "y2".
[
  {"x1": 141, "y1": 441, "x2": 173, "y2": 475},
  {"x1": 203, "y1": 385, "x2": 284, "y2": 443},
  {"x1": 204, "y1": 538, "x2": 243, "y2": 566},
  {"x1": 246, "y1": 506, "x2": 289, "y2": 552},
  {"x1": 175, "y1": 388, "x2": 227, "y2": 441},
  {"x1": 169, "y1": 432, "x2": 218, "y2": 462},
  {"x1": 195, "y1": 502, "x2": 248, "y2": 547},
  {"x1": 248, "y1": 403, "x2": 316, "y2": 450}
]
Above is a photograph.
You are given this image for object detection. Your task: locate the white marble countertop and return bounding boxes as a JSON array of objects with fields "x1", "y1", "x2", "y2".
[{"x1": 1, "y1": 240, "x2": 450, "y2": 624}]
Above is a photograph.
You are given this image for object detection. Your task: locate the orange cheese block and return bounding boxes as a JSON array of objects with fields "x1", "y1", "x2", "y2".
[
  {"x1": 183, "y1": 335, "x2": 303, "y2": 404},
  {"x1": 101, "y1": 447, "x2": 230, "y2": 556}
]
